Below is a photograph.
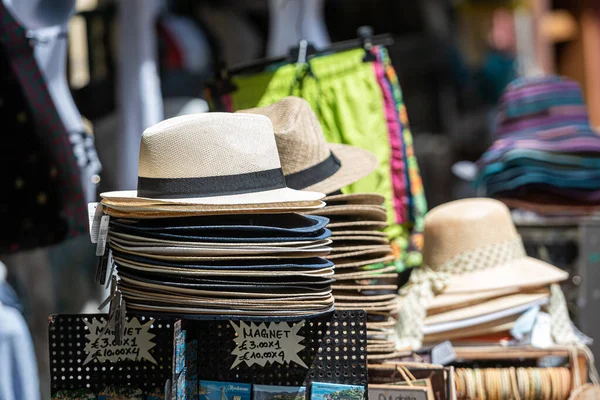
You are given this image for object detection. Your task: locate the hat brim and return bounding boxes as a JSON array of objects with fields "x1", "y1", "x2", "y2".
[
  {"x1": 303, "y1": 143, "x2": 379, "y2": 194},
  {"x1": 122, "y1": 290, "x2": 335, "y2": 309},
  {"x1": 110, "y1": 242, "x2": 331, "y2": 258},
  {"x1": 332, "y1": 230, "x2": 387, "y2": 238},
  {"x1": 334, "y1": 266, "x2": 397, "y2": 280},
  {"x1": 126, "y1": 302, "x2": 335, "y2": 318},
  {"x1": 423, "y1": 315, "x2": 517, "y2": 344},
  {"x1": 102, "y1": 200, "x2": 326, "y2": 218},
  {"x1": 119, "y1": 277, "x2": 333, "y2": 299},
  {"x1": 328, "y1": 221, "x2": 388, "y2": 230},
  {"x1": 101, "y1": 186, "x2": 324, "y2": 206},
  {"x1": 109, "y1": 231, "x2": 333, "y2": 248},
  {"x1": 427, "y1": 286, "x2": 523, "y2": 313},
  {"x1": 424, "y1": 290, "x2": 549, "y2": 326},
  {"x1": 116, "y1": 261, "x2": 335, "y2": 278},
  {"x1": 324, "y1": 192, "x2": 385, "y2": 206},
  {"x1": 334, "y1": 254, "x2": 395, "y2": 269},
  {"x1": 307, "y1": 205, "x2": 387, "y2": 221},
  {"x1": 441, "y1": 256, "x2": 568, "y2": 294},
  {"x1": 423, "y1": 295, "x2": 548, "y2": 335}
]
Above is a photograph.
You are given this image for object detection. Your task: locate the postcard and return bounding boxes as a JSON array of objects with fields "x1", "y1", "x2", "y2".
[
  {"x1": 254, "y1": 385, "x2": 306, "y2": 400},
  {"x1": 311, "y1": 382, "x2": 365, "y2": 400},
  {"x1": 199, "y1": 381, "x2": 251, "y2": 400}
]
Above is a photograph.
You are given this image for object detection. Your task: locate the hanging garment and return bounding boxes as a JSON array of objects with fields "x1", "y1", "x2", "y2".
[
  {"x1": 211, "y1": 47, "x2": 428, "y2": 270},
  {"x1": 0, "y1": 3, "x2": 88, "y2": 253},
  {"x1": 0, "y1": 303, "x2": 40, "y2": 400},
  {"x1": 377, "y1": 47, "x2": 427, "y2": 264},
  {"x1": 371, "y1": 52, "x2": 409, "y2": 224}
]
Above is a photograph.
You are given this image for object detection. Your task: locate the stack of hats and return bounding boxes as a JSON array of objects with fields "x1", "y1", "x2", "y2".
[
  {"x1": 98, "y1": 113, "x2": 335, "y2": 318},
  {"x1": 396, "y1": 198, "x2": 582, "y2": 349},
  {"x1": 311, "y1": 193, "x2": 398, "y2": 360},
  {"x1": 240, "y1": 97, "x2": 399, "y2": 360},
  {"x1": 475, "y1": 75, "x2": 600, "y2": 217}
]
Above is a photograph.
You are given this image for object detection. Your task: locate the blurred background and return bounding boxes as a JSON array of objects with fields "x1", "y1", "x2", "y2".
[{"x1": 1, "y1": 0, "x2": 599, "y2": 397}]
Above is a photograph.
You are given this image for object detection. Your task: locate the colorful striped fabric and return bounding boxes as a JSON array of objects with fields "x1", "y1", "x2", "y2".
[
  {"x1": 476, "y1": 75, "x2": 600, "y2": 207},
  {"x1": 377, "y1": 47, "x2": 426, "y2": 265}
]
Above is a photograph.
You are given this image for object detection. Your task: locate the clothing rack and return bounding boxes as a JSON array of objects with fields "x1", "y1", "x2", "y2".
[{"x1": 226, "y1": 29, "x2": 394, "y2": 76}]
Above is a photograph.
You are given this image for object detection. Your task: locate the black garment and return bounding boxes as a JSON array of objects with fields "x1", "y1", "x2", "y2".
[{"x1": 0, "y1": 4, "x2": 88, "y2": 252}]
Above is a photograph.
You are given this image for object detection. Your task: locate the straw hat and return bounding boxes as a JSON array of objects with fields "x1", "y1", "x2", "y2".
[
  {"x1": 421, "y1": 198, "x2": 566, "y2": 294},
  {"x1": 396, "y1": 198, "x2": 575, "y2": 350},
  {"x1": 101, "y1": 113, "x2": 324, "y2": 207},
  {"x1": 238, "y1": 97, "x2": 378, "y2": 194}
]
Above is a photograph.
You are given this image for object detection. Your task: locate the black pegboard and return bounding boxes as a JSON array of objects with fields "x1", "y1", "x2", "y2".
[
  {"x1": 49, "y1": 314, "x2": 174, "y2": 393},
  {"x1": 184, "y1": 310, "x2": 368, "y2": 387}
]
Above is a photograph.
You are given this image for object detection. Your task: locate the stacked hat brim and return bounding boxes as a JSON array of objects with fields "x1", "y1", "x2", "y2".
[
  {"x1": 98, "y1": 112, "x2": 338, "y2": 319},
  {"x1": 308, "y1": 193, "x2": 399, "y2": 359},
  {"x1": 106, "y1": 213, "x2": 336, "y2": 317},
  {"x1": 475, "y1": 76, "x2": 600, "y2": 216}
]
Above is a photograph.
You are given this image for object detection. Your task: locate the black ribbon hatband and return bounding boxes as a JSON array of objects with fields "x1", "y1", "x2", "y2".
[
  {"x1": 137, "y1": 168, "x2": 287, "y2": 199},
  {"x1": 285, "y1": 152, "x2": 341, "y2": 190}
]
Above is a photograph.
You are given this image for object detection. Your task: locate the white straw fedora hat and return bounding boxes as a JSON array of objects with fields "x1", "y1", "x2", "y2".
[
  {"x1": 238, "y1": 97, "x2": 378, "y2": 194},
  {"x1": 396, "y1": 198, "x2": 578, "y2": 350},
  {"x1": 101, "y1": 113, "x2": 324, "y2": 206}
]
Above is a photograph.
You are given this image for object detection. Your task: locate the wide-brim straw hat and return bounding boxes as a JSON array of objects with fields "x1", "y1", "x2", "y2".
[
  {"x1": 101, "y1": 113, "x2": 324, "y2": 208},
  {"x1": 238, "y1": 97, "x2": 378, "y2": 194},
  {"x1": 421, "y1": 198, "x2": 566, "y2": 294},
  {"x1": 396, "y1": 198, "x2": 572, "y2": 350}
]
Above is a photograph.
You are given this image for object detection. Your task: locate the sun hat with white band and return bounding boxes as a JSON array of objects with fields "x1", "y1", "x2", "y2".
[
  {"x1": 396, "y1": 198, "x2": 578, "y2": 350},
  {"x1": 101, "y1": 113, "x2": 324, "y2": 207}
]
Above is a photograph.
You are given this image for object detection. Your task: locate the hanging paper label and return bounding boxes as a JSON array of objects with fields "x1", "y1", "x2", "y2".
[
  {"x1": 230, "y1": 321, "x2": 307, "y2": 369},
  {"x1": 531, "y1": 312, "x2": 553, "y2": 348},
  {"x1": 95, "y1": 215, "x2": 110, "y2": 256},
  {"x1": 83, "y1": 318, "x2": 157, "y2": 365},
  {"x1": 88, "y1": 202, "x2": 104, "y2": 243}
]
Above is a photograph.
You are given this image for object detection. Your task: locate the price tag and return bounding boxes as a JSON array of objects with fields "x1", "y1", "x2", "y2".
[
  {"x1": 431, "y1": 341, "x2": 456, "y2": 365},
  {"x1": 230, "y1": 321, "x2": 308, "y2": 369},
  {"x1": 531, "y1": 312, "x2": 553, "y2": 348},
  {"x1": 83, "y1": 317, "x2": 157, "y2": 365},
  {"x1": 88, "y1": 202, "x2": 104, "y2": 243},
  {"x1": 95, "y1": 215, "x2": 110, "y2": 256}
]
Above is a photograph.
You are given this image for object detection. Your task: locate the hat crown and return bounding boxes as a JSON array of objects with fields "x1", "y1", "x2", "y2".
[
  {"x1": 239, "y1": 97, "x2": 331, "y2": 175},
  {"x1": 496, "y1": 76, "x2": 589, "y2": 136},
  {"x1": 422, "y1": 198, "x2": 519, "y2": 270},
  {"x1": 138, "y1": 113, "x2": 282, "y2": 179}
]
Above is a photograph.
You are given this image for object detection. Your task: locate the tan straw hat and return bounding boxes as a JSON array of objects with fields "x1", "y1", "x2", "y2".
[
  {"x1": 238, "y1": 97, "x2": 378, "y2": 194},
  {"x1": 396, "y1": 198, "x2": 577, "y2": 350},
  {"x1": 101, "y1": 113, "x2": 324, "y2": 207}
]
